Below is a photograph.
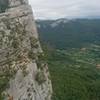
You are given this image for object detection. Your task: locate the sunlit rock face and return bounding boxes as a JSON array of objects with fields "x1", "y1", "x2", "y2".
[
  {"x1": 9, "y1": 0, "x2": 28, "y2": 7},
  {"x1": 0, "y1": 0, "x2": 52, "y2": 100}
]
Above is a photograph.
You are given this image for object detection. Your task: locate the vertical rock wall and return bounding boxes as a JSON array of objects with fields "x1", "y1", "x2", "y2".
[{"x1": 0, "y1": 0, "x2": 52, "y2": 100}]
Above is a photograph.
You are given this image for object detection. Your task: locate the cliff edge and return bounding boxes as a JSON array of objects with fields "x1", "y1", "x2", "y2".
[{"x1": 0, "y1": 0, "x2": 52, "y2": 100}]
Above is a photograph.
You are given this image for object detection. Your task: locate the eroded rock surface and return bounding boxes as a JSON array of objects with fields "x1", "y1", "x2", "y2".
[{"x1": 0, "y1": 0, "x2": 52, "y2": 100}]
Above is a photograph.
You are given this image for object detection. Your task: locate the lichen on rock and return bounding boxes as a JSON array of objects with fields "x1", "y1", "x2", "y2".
[{"x1": 0, "y1": 0, "x2": 52, "y2": 100}]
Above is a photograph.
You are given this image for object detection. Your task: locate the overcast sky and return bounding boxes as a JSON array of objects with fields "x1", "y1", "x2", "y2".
[{"x1": 29, "y1": 0, "x2": 100, "y2": 19}]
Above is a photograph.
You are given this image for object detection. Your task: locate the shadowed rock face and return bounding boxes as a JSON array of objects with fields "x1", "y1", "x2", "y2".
[
  {"x1": 0, "y1": 0, "x2": 9, "y2": 12},
  {"x1": 0, "y1": 0, "x2": 52, "y2": 100}
]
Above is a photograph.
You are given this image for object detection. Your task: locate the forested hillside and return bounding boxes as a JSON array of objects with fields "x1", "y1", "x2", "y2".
[
  {"x1": 43, "y1": 45, "x2": 100, "y2": 100},
  {"x1": 37, "y1": 18, "x2": 100, "y2": 100},
  {"x1": 37, "y1": 19, "x2": 100, "y2": 49}
]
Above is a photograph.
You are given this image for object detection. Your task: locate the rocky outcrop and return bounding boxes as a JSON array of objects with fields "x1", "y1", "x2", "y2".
[{"x1": 0, "y1": 0, "x2": 52, "y2": 100}]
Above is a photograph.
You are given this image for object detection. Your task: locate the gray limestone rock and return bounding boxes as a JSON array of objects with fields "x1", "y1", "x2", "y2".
[{"x1": 0, "y1": 0, "x2": 52, "y2": 100}]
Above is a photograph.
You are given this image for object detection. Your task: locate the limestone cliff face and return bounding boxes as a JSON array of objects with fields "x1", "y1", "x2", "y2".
[{"x1": 0, "y1": 0, "x2": 52, "y2": 100}]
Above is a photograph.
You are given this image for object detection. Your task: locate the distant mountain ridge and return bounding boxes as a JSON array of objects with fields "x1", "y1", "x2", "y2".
[{"x1": 36, "y1": 18, "x2": 100, "y2": 49}]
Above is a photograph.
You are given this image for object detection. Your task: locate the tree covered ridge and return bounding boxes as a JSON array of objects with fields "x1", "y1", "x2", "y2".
[{"x1": 37, "y1": 19, "x2": 100, "y2": 49}]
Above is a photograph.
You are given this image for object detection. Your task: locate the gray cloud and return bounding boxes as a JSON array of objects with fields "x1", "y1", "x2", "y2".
[{"x1": 29, "y1": 0, "x2": 100, "y2": 19}]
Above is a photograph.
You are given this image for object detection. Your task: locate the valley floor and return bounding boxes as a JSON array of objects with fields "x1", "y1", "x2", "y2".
[{"x1": 43, "y1": 44, "x2": 100, "y2": 100}]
